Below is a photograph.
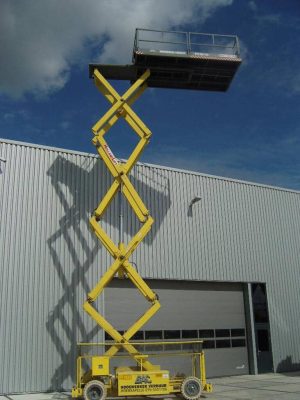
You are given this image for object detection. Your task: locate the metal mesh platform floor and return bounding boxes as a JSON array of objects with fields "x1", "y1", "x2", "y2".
[
  {"x1": 89, "y1": 29, "x2": 242, "y2": 91},
  {"x1": 90, "y1": 54, "x2": 241, "y2": 92}
]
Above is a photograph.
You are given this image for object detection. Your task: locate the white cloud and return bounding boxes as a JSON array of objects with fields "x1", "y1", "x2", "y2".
[
  {"x1": 60, "y1": 120, "x2": 70, "y2": 130},
  {"x1": 281, "y1": 71, "x2": 300, "y2": 95},
  {"x1": 248, "y1": 1, "x2": 257, "y2": 12},
  {"x1": 255, "y1": 13, "x2": 281, "y2": 25},
  {"x1": 143, "y1": 133, "x2": 300, "y2": 190},
  {"x1": 3, "y1": 109, "x2": 29, "y2": 121},
  {"x1": 248, "y1": 1, "x2": 281, "y2": 25},
  {"x1": 262, "y1": 59, "x2": 300, "y2": 96},
  {"x1": 238, "y1": 39, "x2": 250, "y2": 65},
  {"x1": 0, "y1": 0, "x2": 233, "y2": 98}
]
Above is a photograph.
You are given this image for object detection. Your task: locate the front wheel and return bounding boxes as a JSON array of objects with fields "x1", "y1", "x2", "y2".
[
  {"x1": 83, "y1": 380, "x2": 107, "y2": 400},
  {"x1": 181, "y1": 376, "x2": 202, "y2": 400}
]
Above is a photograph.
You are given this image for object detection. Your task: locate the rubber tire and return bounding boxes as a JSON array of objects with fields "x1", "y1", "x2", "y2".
[
  {"x1": 83, "y1": 380, "x2": 107, "y2": 400},
  {"x1": 181, "y1": 376, "x2": 202, "y2": 400}
]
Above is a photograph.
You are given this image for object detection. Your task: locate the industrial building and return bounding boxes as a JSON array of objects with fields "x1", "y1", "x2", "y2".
[{"x1": 0, "y1": 137, "x2": 300, "y2": 394}]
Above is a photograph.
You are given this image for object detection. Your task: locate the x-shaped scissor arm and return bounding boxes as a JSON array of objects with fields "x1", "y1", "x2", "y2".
[{"x1": 83, "y1": 68, "x2": 160, "y2": 370}]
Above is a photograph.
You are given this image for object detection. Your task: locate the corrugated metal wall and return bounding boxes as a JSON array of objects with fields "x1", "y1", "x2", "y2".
[{"x1": 1, "y1": 139, "x2": 300, "y2": 393}]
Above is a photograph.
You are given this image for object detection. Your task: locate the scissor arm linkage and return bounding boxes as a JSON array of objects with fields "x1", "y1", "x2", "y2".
[{"x1": 84, "y1": 68, "x2": 160, "y2": 370}]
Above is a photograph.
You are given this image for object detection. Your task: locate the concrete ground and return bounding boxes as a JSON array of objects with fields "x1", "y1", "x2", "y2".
[
  {"x1": 206, "y1": 371, "x2": 300, "y2": 399},
  {"x1": 2, "y1": 372, "x2": 300, "y2": 400}
]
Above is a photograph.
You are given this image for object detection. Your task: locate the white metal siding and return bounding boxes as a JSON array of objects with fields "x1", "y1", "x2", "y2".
[
  {"x1": 0, "y1": 139, "x2": 300, "y2": 392},
  {"x1": 0, "y1": 142, "x2": 106, "y2": 392}
]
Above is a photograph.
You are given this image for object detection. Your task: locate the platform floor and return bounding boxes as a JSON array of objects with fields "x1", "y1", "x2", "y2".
[{"x1": 2, "y1": 371, "x2": 300, "y2": 400}]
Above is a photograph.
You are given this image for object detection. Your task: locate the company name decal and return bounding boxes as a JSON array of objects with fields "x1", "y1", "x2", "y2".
[{"x1": 120, "y1": 384, "x2": 167, "y2": 393}]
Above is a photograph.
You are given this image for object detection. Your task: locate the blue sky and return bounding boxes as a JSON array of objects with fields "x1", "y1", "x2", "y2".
[{"x1": 1, "y1": 0, "x2": 300, "y2": 190}]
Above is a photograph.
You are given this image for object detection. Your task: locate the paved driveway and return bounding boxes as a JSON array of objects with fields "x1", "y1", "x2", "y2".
[
  {"x1": 1, "y1": 372, "x2": 300, "y2": 400},
  {"x1": 207, "y1": 371, "x2": 300, "y2": 400}
]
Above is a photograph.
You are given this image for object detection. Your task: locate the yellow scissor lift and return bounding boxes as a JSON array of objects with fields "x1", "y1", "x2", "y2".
[{"x1": 72, "y1": 29, "x2": 241, "y2": 400}]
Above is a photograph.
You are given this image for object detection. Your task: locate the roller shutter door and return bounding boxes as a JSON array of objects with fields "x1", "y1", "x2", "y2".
[{"x1": 105, "y1": 280, "x2": 249, "y2": 377}]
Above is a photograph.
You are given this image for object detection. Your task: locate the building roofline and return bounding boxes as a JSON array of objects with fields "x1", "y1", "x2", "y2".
[
  {"x1": 0, "y1": 137, "x2": 98, "y2": 158},
  {"x1": 1, "y1": 137, "x2": 299, "y2": 195}
]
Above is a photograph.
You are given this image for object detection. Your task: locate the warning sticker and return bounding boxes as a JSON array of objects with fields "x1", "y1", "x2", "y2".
[{"x1": 104, "y1": 144, "x2": 119, "y2": 165}]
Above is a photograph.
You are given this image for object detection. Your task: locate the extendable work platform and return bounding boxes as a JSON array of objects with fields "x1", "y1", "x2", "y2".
[
  {"x1": 73, "y1": 27, "x2": 241, "y2": 399},
  {"x1": 89, "y1": 29, "x2": 242, "y2": 91}
]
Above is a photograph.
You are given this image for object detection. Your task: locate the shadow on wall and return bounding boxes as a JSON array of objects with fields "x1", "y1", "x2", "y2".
[
  {"x1": 0, "y1": 158, "x2": 6, "y2": 174},
  {"x1": 277, "y1": 356, "x2": 300, "y2": 374},
  {"x1": 45, "y1": 155, "x2": 171, "y2": 390}
]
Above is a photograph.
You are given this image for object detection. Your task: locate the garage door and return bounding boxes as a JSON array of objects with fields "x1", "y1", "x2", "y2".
[{"x1": 105, "y1": 279, "x2": 249, "y2": 377}]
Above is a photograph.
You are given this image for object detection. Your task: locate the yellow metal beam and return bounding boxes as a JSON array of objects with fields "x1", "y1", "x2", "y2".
[
  {"x1": 124, "y1": 261, "x2": 157, "y2": 301},
  {"x1": 92, "y1": 69, "x2": 151, "y2": 139},
  {"x1": 88, "y1": 259, "x2": 122, "y2": 301}
]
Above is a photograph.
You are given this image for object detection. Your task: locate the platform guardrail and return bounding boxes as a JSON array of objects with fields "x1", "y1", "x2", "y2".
[{"x1": 134, "y1": 28, "x2": 240, "y2": 58}]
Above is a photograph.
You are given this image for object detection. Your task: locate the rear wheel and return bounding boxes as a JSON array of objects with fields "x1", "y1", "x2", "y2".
[
  {"x1": 83, "y1": 380, "x2": 107, "y2": 400},
  {"x1": 181, "y1": 376, "x2": 202, "y2": 400}
]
